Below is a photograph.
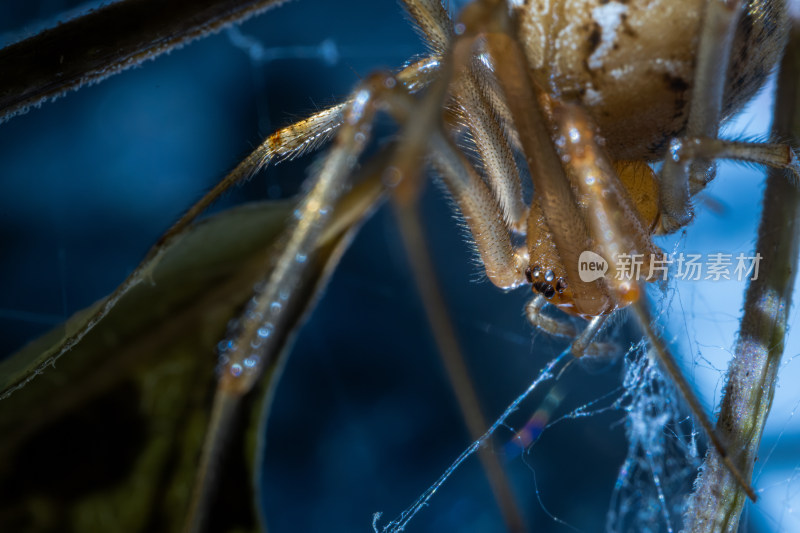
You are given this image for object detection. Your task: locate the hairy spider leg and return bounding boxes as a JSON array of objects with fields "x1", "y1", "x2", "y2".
[
  {"x1": 658, "y1": 0, "x2": 796, "y2": 233},
  {"x1": 402, "y1": 0, "x2": 529, "y2": 229},
  {"x1": 0, "y1": 54, "x2": 445, "y2": 405},
  {"x1": 659, "y1": 0, "x2": 746, "y2": 233},
  {"x1": 378, "y1": 67, "x2": 530, "y2": 530},
  {"x1": 450, "y1": 0, "x2": 762, "y2": 501}
]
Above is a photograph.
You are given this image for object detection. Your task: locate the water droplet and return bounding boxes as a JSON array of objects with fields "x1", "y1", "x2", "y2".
[
  {"x1": 382, "y1": 166, "x2": 402, "y2": 188},
  {"x1": 246, "y1": 309, "x2": 262, "y2": 322},
  {"x1": 230, "y1": 363, "x2": 243, "y2": 377},
  {"x1": 568, "y1": 128, "x2": 580, "y2": 143},
  {"x1": 244, "y1": 355, "x2": 260, "y2": 368},
  {"x1": 217, "y1": 340, "x2": 232, "y2": 353},
  {"x1": 258, "y1": 324, "x2": 274, "y2": 338},
  {"x1": 270, "y1": 301, "x2": 282, "y2": 313},
  {"x1": 669, "y1": 139, "x2": 682, "y2": 162},
  {"x1": 296, "y1": 253, "x2": 307, "y2": 263}
]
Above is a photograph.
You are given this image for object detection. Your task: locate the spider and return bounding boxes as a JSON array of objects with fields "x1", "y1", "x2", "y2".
[{"x1": 0, "y1": 0, "x2": 798, "y2": 532}]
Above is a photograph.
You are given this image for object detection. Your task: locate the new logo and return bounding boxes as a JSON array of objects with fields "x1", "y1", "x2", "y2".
[{"x1": 578, "y1": 251, "x2": 608, "y2": 282}]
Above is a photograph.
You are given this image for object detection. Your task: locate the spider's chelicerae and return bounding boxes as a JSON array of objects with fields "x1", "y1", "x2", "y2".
[{"x1": 0, "y1": 0, "x2": 798, "y2": 532}]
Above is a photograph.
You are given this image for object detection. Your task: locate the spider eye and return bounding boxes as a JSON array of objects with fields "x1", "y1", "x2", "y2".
[
  {"x1": 533, "y1": 281, "x2": 556, "y2": 299},
  {"x1": 542, "y1": 284, "x2": 556, "y2": 299},
  {"x1": 556, "y1": 278, "x2": 568, "y2": 293}
]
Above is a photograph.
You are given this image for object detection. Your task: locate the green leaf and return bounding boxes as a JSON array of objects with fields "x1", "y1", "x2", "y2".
[{"x1": 0, "y1": 172, "x2": 382, "y2": 532}]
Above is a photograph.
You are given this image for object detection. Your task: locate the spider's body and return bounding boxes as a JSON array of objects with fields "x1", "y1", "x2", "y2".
[
  {"x1": 509, "y1": 0, "x2": 789, "y2": 320},
  {"x1": 516, "y1": 0, "x2": 787, "y2": 160}
]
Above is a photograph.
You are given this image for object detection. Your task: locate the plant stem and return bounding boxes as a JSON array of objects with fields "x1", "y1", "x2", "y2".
[
  {"x1": 0, "y1": 0, "x2": 286, "y2": 122},
  {"x1": 684, "y1": 18, "x2": 800, "y2": 533}
]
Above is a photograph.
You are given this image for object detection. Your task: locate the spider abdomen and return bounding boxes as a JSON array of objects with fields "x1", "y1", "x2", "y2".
[{"x1": 514, "y1": 0, "x2": 787, "y2": 160}]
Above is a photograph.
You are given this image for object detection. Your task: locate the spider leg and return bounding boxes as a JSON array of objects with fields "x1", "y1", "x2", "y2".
[
  {"x1": 391, "y1": 2, "x2": 531, "y2": 289},
  {"x1": 525, "y1": 294, "x2": 615, "y2": 359},
  {"x1": 186, "y1": 72, "x2": 395, "y2": 533},
  {"x1": 453, "y1": 0, "x2": 760, "y2": 501},
  {"x1": 656, "y1": 137, "x2": 800, "y2": 233},
  {"x1": 570, "y1": 314, "x2": 611, "y2": 358},
  {"x1": 554, "y1": 100, "x2": 759, "y2": 501},
  {"x1": 658, "y1": 0, "x2": 746, "y2": 232},
  {"x1": 400, "y1": 0, "x2": 452, "y2": 53},
  {"x1": 456, "y1": 62, "x2": 529, "y2": 231},
  {"x1": 0, "y1": 56, "x2": 446, "y2": 403},
  {"x1": 402, "y1": 0, "x2": 527, "y2": 230},
  {"x1": 681, "y1": 139, "x2": 800, "y2": 188},
  {"x1": 659, "y1": 1, "x2": 792, "y2": 233},
  {"x1": 427, "y1": 120, "x2": 529, "y2": 288},
  {"x1": 156, "y1": 55, "x2": 442, "y2": 251},
  {"x1": 525, "y1": 294, "x2": 580, "y2": 339},
  {"x1": 346, "y1": 65, "x2": 530, "y2": 531}
]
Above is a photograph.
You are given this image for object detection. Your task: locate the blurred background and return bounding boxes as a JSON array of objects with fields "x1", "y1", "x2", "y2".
[{"x1": 0, "y1": 1, "x2": 798, "y2": 531}]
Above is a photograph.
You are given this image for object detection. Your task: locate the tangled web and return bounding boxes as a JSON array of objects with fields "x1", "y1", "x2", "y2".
[{"x1": 607, "y1": 345, "x2": 701, "y2": 533}]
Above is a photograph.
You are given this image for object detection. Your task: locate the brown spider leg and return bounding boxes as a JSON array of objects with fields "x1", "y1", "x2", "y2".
[
  {"x1": 361, "y1": 70, "x2": 529, "y2": 532},
  {"x1": 402, "y1": 0, "x2": 527, "y2": 230},
  {"x1": 525, "y1": 294, "x2": 580, "y2": 338},
  {"x1": 525, "y1": 293, "x2": 615, "y2": 358},
  {"x1": 383, "y1": 17, "x2": 526, "y2": 284},
  {"x1": 427, "y1": 122, "x2": 528, "y2": 288},
  {"x1": 400, "y1": 0, "x2": 453, "y2": 53},
  {"x1": 631, "y1": 300, "x2": 759, "y2": 503},
  {"x1": 455, "y1": 62, "x2": 529, "y2": 231},
  {"x1": 570, "y1": 315, "x2": 610, "y2": 358},
  {"x1": 553, "y1": 99, "x2": 759, "y2": 502},
  {"x1": 659, "y1": 0, "x2": 744, "y2": 232},
  {"x1": 657, "y1": 137, "x2": 800, "y2": 222},
  {"x1": 185, "y1": 73, "x2": 392, "y2": 533},
  {"x1": 477, "y1": 58, "x2": 523, "y2": 153},
  {"x1": 189, "y1": 70, "x2": 478, "y2": 532},
  {"x1": 0, "y1": 56, "x2": 443, "y2": 401},
  {"x1": 454, "y1": 0, "x2": 606, "y2": 315},
  {"x1": 155, "y1": 55, "x2": 442, "y2": 252},
  {"x1": 552, "y1": 101, "x2": 661, "y2": 301},
  {"x1": 474, "y1": 53, "x2": 522, "y2": 152}
]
